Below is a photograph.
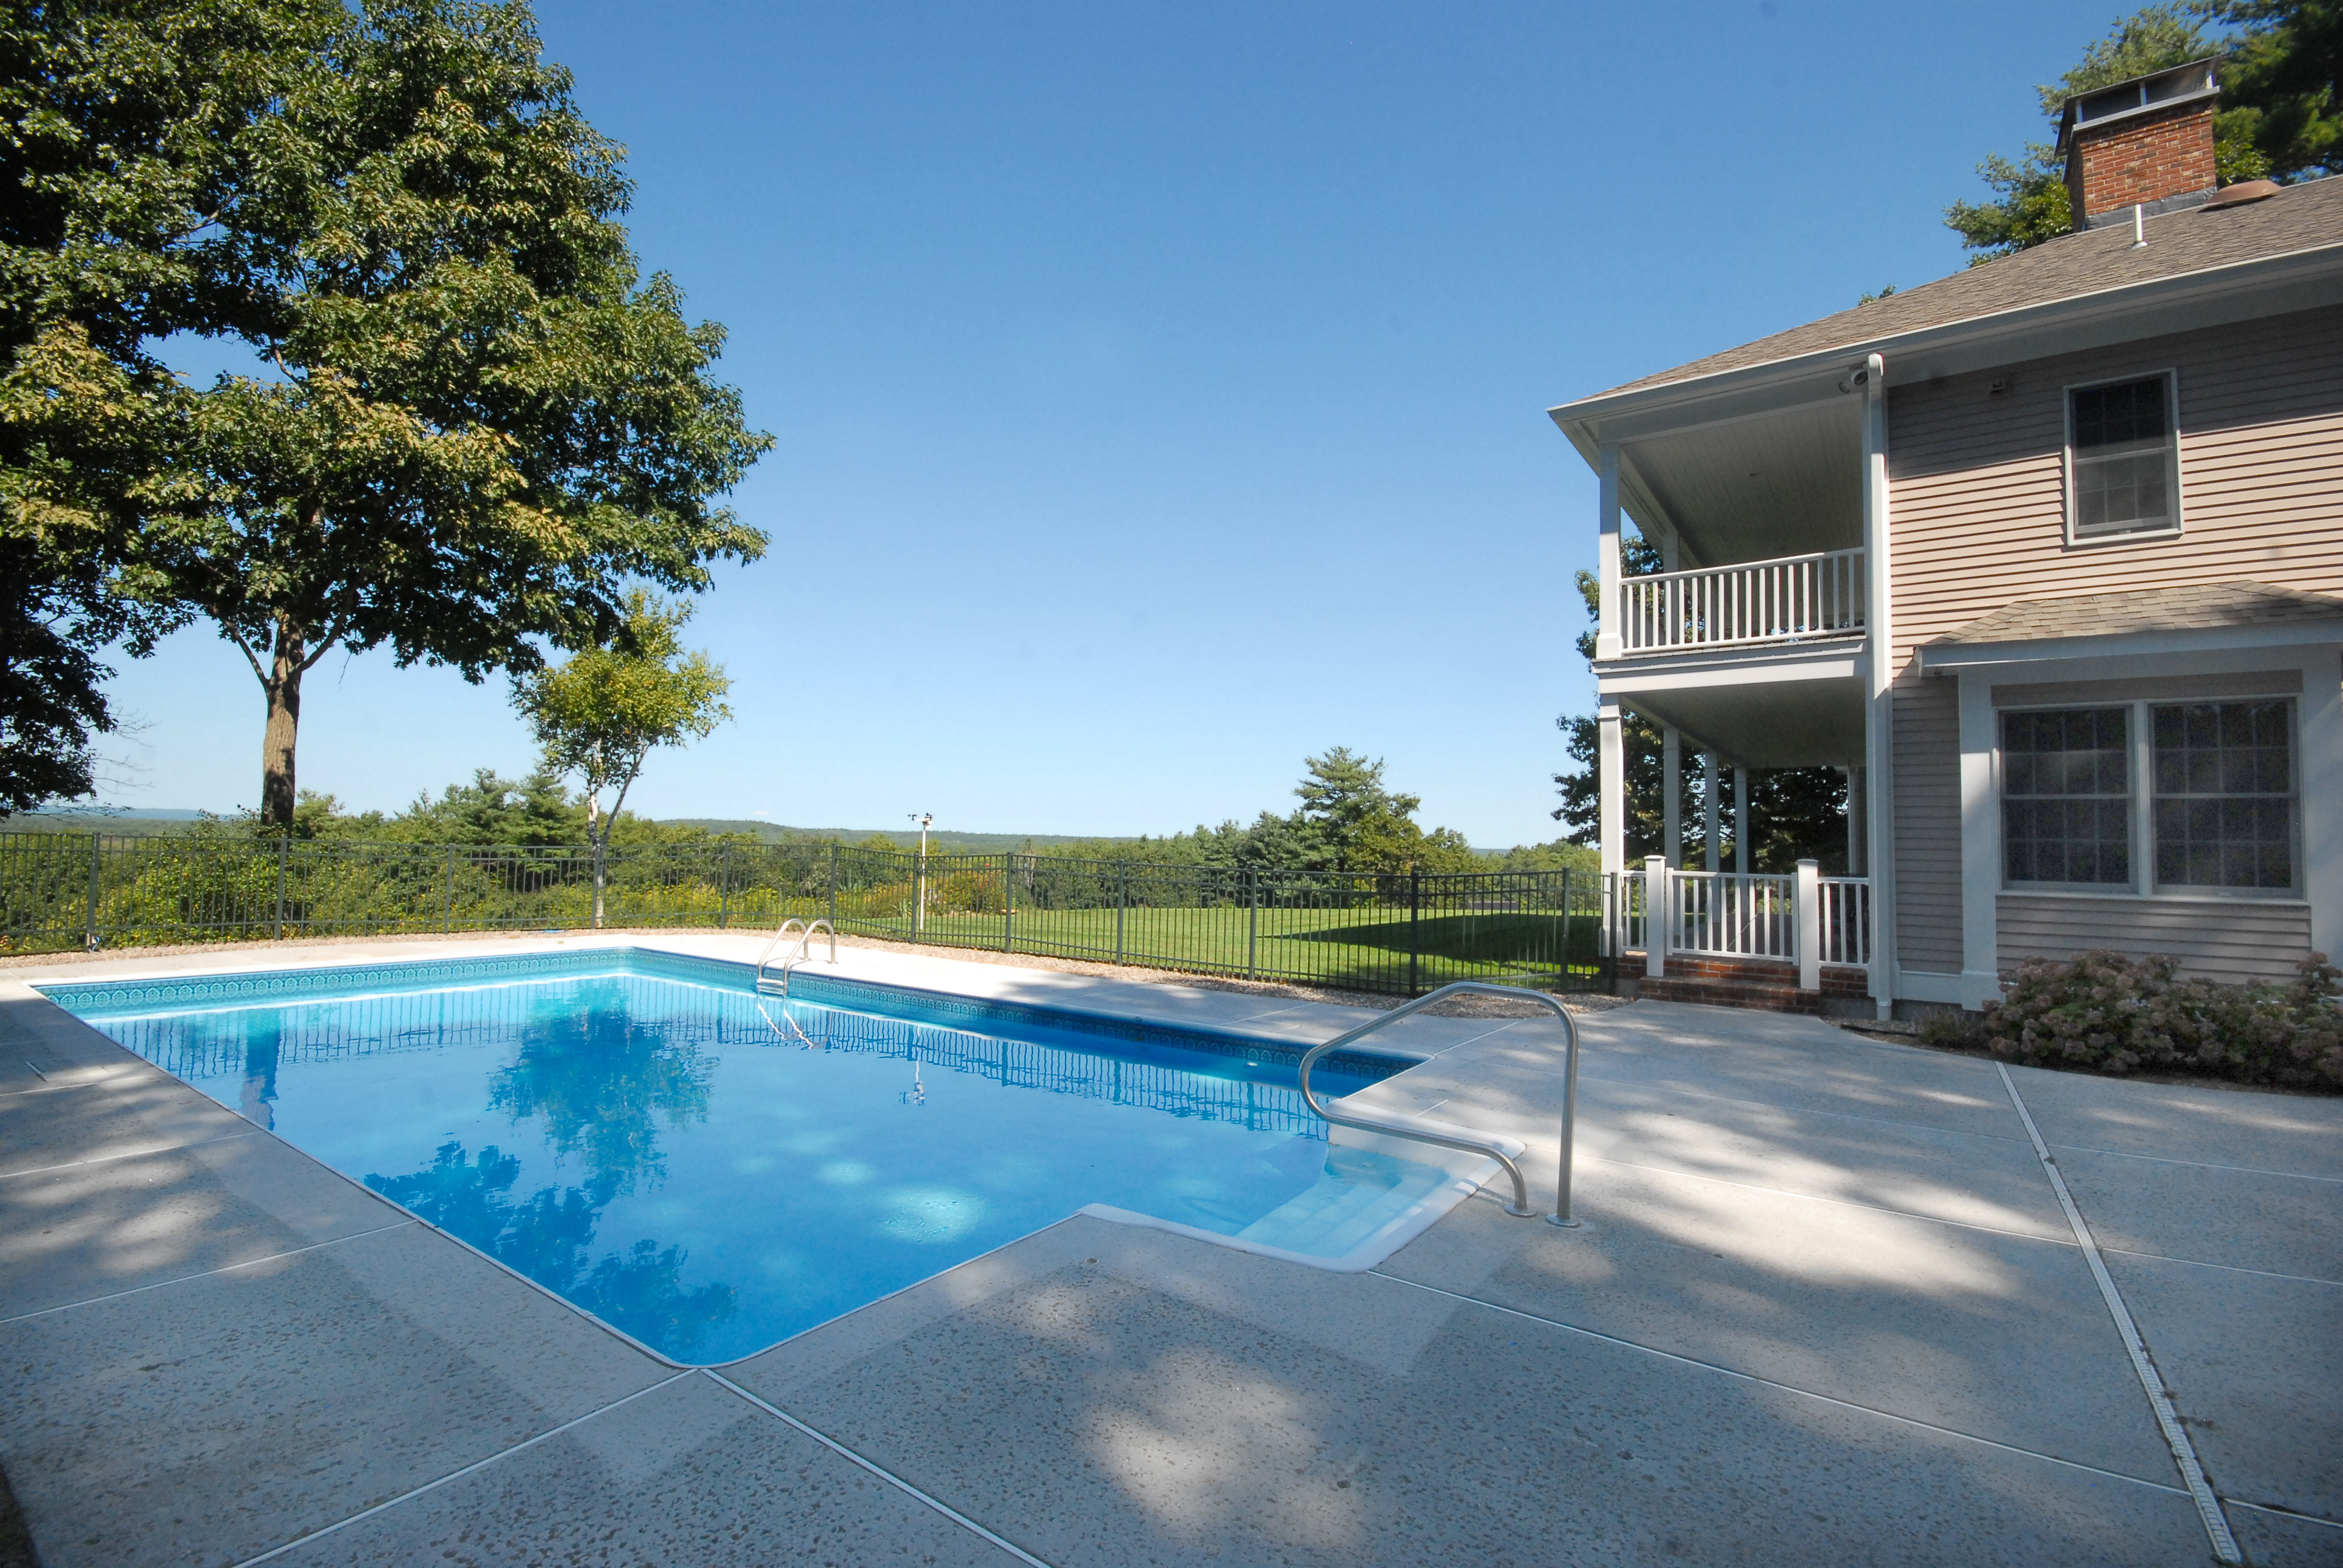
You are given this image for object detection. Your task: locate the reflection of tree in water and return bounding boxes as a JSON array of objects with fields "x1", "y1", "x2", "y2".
[
  {"x1": 490, "y1": 979, "x2": 715, "y2": 1192},
  {"x1": 367, "y1": 1141, "x2": 734, "y2": 1358}
]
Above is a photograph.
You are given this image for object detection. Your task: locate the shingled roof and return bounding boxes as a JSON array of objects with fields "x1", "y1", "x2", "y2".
[
  {"x1": 1575, "y1": 175, "x2": 2343, "y2": 404},
  {"x1": 1928, "y1": 581, "x2": 2343, "y2": 648}
]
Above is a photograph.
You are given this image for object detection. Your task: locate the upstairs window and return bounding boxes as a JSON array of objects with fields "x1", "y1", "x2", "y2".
[
  {"x1": 2002, "y1": 708, "x2": 2132, "y2": 886},
  {"x1": 2068, "y1": 373, "x2": 2180, "y2": 542}
]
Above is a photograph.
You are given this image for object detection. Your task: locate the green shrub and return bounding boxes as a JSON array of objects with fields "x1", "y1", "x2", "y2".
[{"x1": 1950, "y1": 950, "x2": 2342, "y2": 1089}]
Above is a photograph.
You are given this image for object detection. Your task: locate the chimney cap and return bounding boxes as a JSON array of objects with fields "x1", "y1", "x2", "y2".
[{"x1": 2056, "y1": 57, "x2": 2221, "y2": 155}]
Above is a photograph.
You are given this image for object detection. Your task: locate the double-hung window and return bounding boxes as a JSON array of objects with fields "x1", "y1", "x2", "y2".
[
  {"x1": 2067, "y1": 373, "x2": 2181, "y2": 541},
  {"x1": 2001, "y1": 699, "x2": 2298, "y2": 893}
]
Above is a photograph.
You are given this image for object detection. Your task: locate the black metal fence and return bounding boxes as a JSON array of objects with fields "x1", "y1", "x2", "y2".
[{"x1": 0, "y1": 832, "x2": 1610, "y2": 996}]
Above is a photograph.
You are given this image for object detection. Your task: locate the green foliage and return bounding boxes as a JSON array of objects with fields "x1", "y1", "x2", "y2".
[
  {"x1": 1493, "y1": 838, "x2": 1600, "y2": 875},
  {"x1": 1923, "y1": 950, "x2": 2343, "y2": 1088},
  {"x1": 2209, "y1": 0, "x2": 2343, "y2": 178},
  {"x1": 1947, "y1": 2, "x2": 2336, "y2": 261},
  {"x1": 1, "y1": 0, "x2": 770, "y2": 826},
  {"x1": 516, "y1": 590, "x2": 732, "y2": 848}
]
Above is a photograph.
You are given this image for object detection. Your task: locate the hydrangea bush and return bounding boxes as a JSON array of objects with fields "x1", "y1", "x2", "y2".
[{"x1": 1921, "y1": 951, "x2": 2343, "y2": 1089}]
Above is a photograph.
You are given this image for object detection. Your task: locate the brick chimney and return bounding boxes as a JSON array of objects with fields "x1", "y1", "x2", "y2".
[{"x1": 2057, "y1": 59, "x2": 2220, "y2": 231}]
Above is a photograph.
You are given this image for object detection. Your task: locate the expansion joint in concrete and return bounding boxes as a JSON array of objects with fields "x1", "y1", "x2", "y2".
[
  {"x1": 1996, "y1": 1064, "x2": 2243, "y2": 1566},
  {"x1": 0, "y1": 1220, "x2": 419, "y2": 1326},
  {"x1": 1368, "y1": 1270, "x2": 2195, "y2": 1498}
]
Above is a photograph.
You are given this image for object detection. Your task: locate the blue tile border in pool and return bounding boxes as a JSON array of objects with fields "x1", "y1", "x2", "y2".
[{"x1": 33, "y1": 945, "x2": 1422, "y2": 1085}]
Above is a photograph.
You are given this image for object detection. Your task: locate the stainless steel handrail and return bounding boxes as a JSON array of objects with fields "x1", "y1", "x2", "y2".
[
  {"x1": 755, "y1": 918, "x2": 809, "y2": 990},
  {"x1": 775, "y1": 918, "x2": 837, "y2": 995},
  {"x1": 1296, "y1": 979, "x2": 1581, "y2": 1227}
]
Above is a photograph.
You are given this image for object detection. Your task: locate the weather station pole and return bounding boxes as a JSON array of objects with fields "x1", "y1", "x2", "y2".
[{"x1": 909, "y1": 812, "x2": 932, "y2": 939}]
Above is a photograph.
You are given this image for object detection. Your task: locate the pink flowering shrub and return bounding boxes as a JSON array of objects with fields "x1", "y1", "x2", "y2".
[{"x1": 1922, "y1": 950, "x2": 2342, "y2": 1089}]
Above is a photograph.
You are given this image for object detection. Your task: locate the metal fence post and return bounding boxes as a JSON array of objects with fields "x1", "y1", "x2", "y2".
[
  {"x1": 1115, "y1": 861, "x2": 1126, "y2": 965},
  {"x1": 444, "y1": 845, "x2": 456, "y2": 932},
  {"x1": 84, "y1": 833, "x2": 102, "y2": 952},
  {"x1": 1407, "y1": 867, "x2": 1423, "y2": 997},
  {"x1": 1246, "y1": 869, "x2": 1257, "y2": 979},
  {"x1": 828, "y1": 844, "x2": 839, "y2": 930},
  {"x1": 273, "y1": 834, "x2": 289, "y2": 940},
  {"x1": 716, "y1": 841, "x2": 733, "y2": 929},
  {"x1": 1003, "y1": 852, "x2": 1015, "y2": 953}
]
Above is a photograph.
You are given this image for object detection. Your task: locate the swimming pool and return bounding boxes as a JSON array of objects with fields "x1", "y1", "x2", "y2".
[{"x1": 41, "y1": 949, "x2": 1473, "y2": 1362}]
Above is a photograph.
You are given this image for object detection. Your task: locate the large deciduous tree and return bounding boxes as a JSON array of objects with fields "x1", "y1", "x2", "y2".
[
  {"x1": 160, "y1": 0, "x2": 770, "y2": 826},
  {"x1": 5, "y1": 0, "x2": 770, "y2": 826},
  {"x1": 1, "y1": 0, "x2": 334, "y2": 812}
]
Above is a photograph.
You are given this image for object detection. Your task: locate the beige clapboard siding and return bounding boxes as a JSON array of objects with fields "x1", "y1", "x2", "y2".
[
  {"x1": 1996, "y1": 895, "x2": 2312, "y2": 983},
  {"x1": 1886, "y1": 304, "x2": 2343, "y2": 664},
  {"x1": 1892, "y1": 678, "x2": 1963, "y2": 970},
  {"x1": 1884, "y1": 305, "x2": 2343, "y2": 982}
]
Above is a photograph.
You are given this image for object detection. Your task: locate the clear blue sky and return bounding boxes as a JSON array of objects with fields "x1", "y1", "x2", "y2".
[{"x1": 103, "y1": 0, "x2": 2120, "y2": 843}]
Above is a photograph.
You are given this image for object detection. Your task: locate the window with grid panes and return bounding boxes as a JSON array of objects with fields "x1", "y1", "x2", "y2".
[
  {"x1": 2152, "y1": 701, "x2": 2295, "y2": 890},
  {"x1": 2068, "y1": 374, "x2": 2177, "y2": 539},
  {"x1": 2002, "y1": 708, "x2": 2132, "y2": 886}
]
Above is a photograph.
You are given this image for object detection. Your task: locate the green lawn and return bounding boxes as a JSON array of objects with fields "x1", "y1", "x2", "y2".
[{"x1": 833, "y1": 902, "x2": 1606, "y2": 994}]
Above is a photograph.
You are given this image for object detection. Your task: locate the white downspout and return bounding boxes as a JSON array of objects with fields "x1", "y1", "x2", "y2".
[{"x1": 1860, "y1": 351, "x2": 1896, "y2": 1020}]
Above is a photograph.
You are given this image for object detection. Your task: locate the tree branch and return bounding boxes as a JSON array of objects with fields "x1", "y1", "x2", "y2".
[{"x1": 224, "y1": 626, "x2": 267, "y2": 685}]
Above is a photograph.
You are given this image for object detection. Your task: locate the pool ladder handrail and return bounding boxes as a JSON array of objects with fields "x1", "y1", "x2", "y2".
[
  {"x1": 756, "y1": 918, "x2": 837, "y2": 996},
  {"x1": 1295, "y1": 980, "x2": 1581, "y2": 1227}
]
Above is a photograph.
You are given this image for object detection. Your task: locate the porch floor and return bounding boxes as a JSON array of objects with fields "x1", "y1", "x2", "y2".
[{"x1": 1, "y1": 938, "x2": 2336, "y2": 1566}]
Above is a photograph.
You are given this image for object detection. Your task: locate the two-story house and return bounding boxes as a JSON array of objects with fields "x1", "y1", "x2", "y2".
[{"x1": 1551, "y1": 59, "x2": 2343, "y2": 1019}]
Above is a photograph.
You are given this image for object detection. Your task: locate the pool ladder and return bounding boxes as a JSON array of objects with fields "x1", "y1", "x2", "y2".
[
  {"x1": 1294, "y1": 980, "x2": 1581, "y2": 1227},
  {"x1": 756, "y1": 917, "x2": 837, "y2": 996}
]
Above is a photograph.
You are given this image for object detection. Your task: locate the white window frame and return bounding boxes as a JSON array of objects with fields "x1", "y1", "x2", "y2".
[
  {"x1": 2062, "y1": 368, "x2": 2184, "y2": 547},
  {"x1": 2146, "y1": 695, "x2": 2303, "y2": 898},
  {"x1": 1995, "y1": 702, "x2": 2139, "y2": 892},
  {"x1": 1994, "y1": 694, "x2": 2302, "y2": 898}
]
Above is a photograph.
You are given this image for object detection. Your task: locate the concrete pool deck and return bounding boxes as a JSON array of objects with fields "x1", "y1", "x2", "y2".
[{"x1": 0, "y1": 933, "x2": 2335, "y2": 1566}]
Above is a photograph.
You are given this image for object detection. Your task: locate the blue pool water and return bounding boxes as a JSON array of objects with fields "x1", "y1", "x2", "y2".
[{"x1": 45, "y1": 950, "x2": 1448, "y2": 1362}]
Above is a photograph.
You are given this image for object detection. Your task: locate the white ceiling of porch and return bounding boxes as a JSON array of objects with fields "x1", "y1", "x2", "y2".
[{"x1": 1620, "y1": 397, "x2": 1863, "y2": 567}]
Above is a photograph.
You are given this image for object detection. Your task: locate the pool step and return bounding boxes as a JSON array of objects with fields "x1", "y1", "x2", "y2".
[{"x1": 1236, "y1": 1148, "x2": 1453, "y2": 1257}]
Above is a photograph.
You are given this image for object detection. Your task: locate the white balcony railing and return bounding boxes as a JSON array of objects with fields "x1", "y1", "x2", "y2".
[
  {"x1": 1617, "y1": 547, "x2": 1864, "y2": 655},
  {"x1": 1614, "y1": 864, "x2": 1871, "y2": 989}
]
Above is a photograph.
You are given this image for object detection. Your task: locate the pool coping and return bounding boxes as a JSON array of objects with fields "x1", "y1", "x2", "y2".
[{"x1": 15, "y1": 935, "x2": 1513, "y2": 1365}]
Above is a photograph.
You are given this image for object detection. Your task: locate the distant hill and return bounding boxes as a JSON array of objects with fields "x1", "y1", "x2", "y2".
[
  {"x1": 663, "y1": 819, "x2": 1140, "y2": 852},
  {"x1": 4, "y1": 809, "x2": 210, "y2": 837}
]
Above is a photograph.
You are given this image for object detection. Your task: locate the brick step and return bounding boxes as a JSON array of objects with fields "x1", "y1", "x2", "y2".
[
  {"x1": 1627, "y1": 952, "x2": 1870, "y2": 999},
  {"x1": 1634, "y1": 976, "x2": 1826, "y2": 1014}
]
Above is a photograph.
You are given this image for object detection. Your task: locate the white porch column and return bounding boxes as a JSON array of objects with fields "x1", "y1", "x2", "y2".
[
  {"x1": 1596, "y1": 445, "x2": 1623, "y2": 661},
  {"x1": 1598, "y1": 704, "x2": 1624, "y2": 877},
  {"x1": 1645, "y1": 854, "x2": 1668, "y2": 979},
  {"x1": 1957, "y1": 670, "x2": 2002, "y2": 1010},
  {"x1": 1702, "y1": 751, "x2": 1720, "y2": 872},
  {"x1": 1663, "y1": 725, "x2": 1683, "y2": 869},
  {"x1": 1846, "y1": 765, "x2": 1867, "y2": 875},
  {"x1": 1734, "y1": 766, "x2": 1751, "y2": 872},
  {"x1": 1859, "y1": 351, "x2": 1896, "y2": 1019}
]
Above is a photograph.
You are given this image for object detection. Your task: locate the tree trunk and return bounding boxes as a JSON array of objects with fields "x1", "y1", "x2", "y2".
[
  {"x1": 258, "y1": 613, "x2": 306, "y2": 829},
  {"x1": 586, "y1": 785, "x2": 606, "y2": 928}
]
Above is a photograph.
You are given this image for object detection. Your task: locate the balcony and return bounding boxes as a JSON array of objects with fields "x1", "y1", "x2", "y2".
[{"x1": 1616, "y1": 547, "x2": 1865, "y2": 657}]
